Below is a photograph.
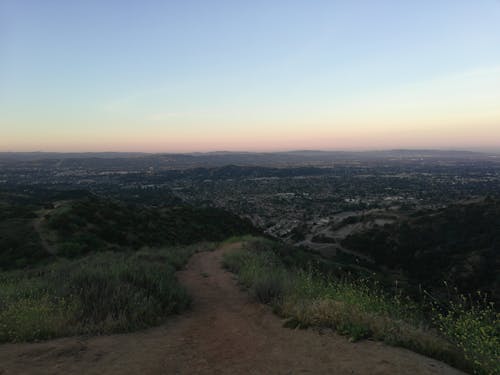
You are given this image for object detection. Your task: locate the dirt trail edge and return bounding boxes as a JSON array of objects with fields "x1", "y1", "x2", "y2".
[{"x1": 0, "y1": 243, "x2": 465, "y2": 375}]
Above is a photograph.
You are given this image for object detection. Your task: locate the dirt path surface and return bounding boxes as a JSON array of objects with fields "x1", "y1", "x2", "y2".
[
  {"x1": 0, "y1": 243, "x2": 465, "y2": 375},
  {"x1": 33, "y1": 210, "x2": 56, "y2": 255}
]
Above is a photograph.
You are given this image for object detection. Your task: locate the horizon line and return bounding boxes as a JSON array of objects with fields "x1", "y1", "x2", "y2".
[{"x1": 1, "y1": 147, "x2": 500, "y2": 155}]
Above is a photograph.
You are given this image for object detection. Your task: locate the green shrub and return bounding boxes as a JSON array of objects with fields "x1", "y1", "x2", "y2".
[
  {"x1": 57, "y1": 241, "x2": 86, "y2": 257},
  {"x1": 0, "y1": 243, "x2": 212, "y2": 343},
  {"x1": 252, "y1": 273, "x2": 287, "y2": 304},
  {"x1": 0, "y1": 219, "x2": 48, "y2": 270},
  {"x1": 433, "y1": 295, "x2": 500, "y2": 375}
]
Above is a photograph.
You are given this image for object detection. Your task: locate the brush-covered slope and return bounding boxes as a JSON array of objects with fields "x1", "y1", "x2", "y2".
[
  {"x1": 0, "y1": 189, "x2": 257, "y2": 270},
  {"x1": 342, "y1": 198, "x2": 500, "y2": 303}
]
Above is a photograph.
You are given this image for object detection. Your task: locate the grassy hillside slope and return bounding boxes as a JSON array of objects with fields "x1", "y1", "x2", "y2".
[{"x1": 224, "y1": 238, "x2": 499, "y2": 375}]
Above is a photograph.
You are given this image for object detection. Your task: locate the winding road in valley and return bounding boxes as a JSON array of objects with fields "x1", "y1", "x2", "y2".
[{"x1": 0, "y1": 243, "x2": 464, "y2": 375}]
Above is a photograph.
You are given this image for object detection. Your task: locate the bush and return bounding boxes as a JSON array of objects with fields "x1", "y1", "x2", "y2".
[
  {"x1": 433, "y1": 295, "x2": 500, "y2": 375},
  {"x1": 252, "y1": 273, "x2": 286, "y2": 304},
  {"x1": 57, "y1": 241, "x2": 86, "y2": 257},
  {"x1": 0, "y1": 219, "x2": 48, "y2": 270},
  {"x1": 0, "y1": 243, "x2": 212, "y2": 343}
]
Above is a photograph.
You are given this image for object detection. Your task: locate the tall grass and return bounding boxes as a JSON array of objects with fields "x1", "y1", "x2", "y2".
[
  {"x1": 223, "y1": 239, "x2": 499, "y2": 374},
  {"x1": 0, "y1": 243, "x2": 212, "y2": 343}
]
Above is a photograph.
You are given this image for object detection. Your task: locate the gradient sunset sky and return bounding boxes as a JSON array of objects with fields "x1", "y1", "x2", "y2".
[{"x1": 1, "y1": 0, "x2": 500, "y2": 152}]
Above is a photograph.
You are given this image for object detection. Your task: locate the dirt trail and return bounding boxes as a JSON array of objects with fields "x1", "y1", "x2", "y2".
[
  {"x1": 33, "y1": 211, "x2": 56, "y2": 255},
  {"x1": 0, "y1": 243, "x2": 464, "y2": 375}
]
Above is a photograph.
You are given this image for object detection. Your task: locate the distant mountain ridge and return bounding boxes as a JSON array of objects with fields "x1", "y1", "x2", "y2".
[{"x1": 1, "y1": 149, "x2": 497, "y2": 167}]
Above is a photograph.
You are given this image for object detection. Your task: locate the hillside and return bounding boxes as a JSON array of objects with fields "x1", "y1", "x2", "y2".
[
  {"x1": 0, "y1": 189, "x2": 497, "y2": 374},
  {"x1": 341, "y1": 198, "x2": 500, "y2": 304},
  {"x1": 43, "y1": 197, "x2": 257, "y2": 258},
  {"x1": 0, "y1": 189, "x2": 257, "y2": 270}
]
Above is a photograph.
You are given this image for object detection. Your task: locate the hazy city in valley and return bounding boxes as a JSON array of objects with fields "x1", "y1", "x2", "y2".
[{"x1": 1, "y1": 2, "x2": 499, "y2": 375}]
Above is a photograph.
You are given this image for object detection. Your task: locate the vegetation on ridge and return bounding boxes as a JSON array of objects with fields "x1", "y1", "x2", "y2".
[
  {"x1": 0, "y1": 190, "x2": 257, "y2": 270},
  {"x1": 223, "y1": 237, "x2": 499, "y2": 375},
  {"x1": 341, "y1": 199, "x2": 500, "y2": 305}
]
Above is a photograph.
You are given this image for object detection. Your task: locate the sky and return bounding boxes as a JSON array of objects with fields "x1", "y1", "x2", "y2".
[{"x1": 1, "y1": 0, "x2": 500, "y2": 152}]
